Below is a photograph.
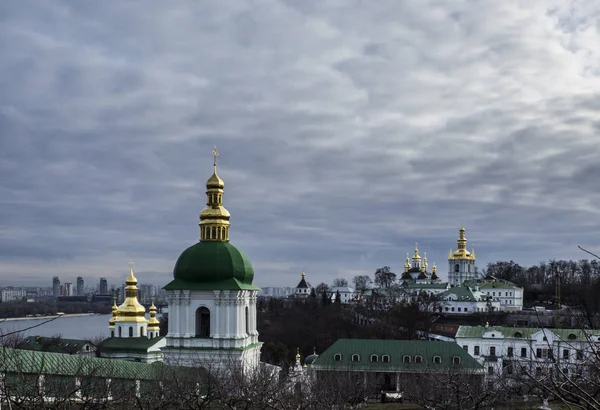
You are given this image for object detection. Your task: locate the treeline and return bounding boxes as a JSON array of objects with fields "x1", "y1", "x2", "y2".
[
  {"x1": 485, "y1": 259, "x2": 600, "y2": 312},
  {"x1": 257, "y1": 296, "x2": 434, "y2": 369},
  {"x1": 0, "y1": 300, "x2": 112, "y2": 319}
]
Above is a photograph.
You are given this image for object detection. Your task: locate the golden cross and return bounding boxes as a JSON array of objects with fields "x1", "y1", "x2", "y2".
[
  {"x1": 212, "y1": 146, "x2": 219, "y2": 167},
  {"x1": 129, "y1": 259, "x2": 134, "y2": 268}
]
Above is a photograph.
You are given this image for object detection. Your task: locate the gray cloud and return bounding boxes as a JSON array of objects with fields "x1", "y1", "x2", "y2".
[{"x1": 1, "y1": 0, "x2": 600, "y2": 288}]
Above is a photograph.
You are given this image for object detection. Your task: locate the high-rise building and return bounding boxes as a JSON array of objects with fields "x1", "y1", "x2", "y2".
[
  {"x1": 99, "y1": 278, "x2": 108, "y2": 295},
  {"x1": 64, "y1": 282, "x2": 73, "y2": 296},
  {"x1": 76, "y1": 277, "x2": 84, "y2": 296},
  {"x1": 52, "y1": 277, "x2": 60, "y2": 299}
]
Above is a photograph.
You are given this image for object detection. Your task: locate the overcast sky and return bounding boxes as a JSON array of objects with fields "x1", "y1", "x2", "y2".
[{"x1": 1, "y1": 0, "x2": 600, "y2": 289}]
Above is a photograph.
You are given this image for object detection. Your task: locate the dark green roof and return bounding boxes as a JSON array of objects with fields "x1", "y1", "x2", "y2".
[
  {"x1": 100, "y1": 337, "x2": 164, "y2": 353},
  {"x1": 18, "y1": 336, "x2": 93, "y2": 354},
  {"x1": 463, "y1": 277, "x2": 522, "y2": 290},
  {"x1": 296, "y1": 278, "x2": 309, "y2": 289},
  {"x1": 165, "y1": 241, "x2": 259, "y2": 290},
  {"x1": 0, "y1": 347, "x2": 189, "y2": 381},
  {"x1": 312, "y1": 339, "x2": 483, "y2": 372}
]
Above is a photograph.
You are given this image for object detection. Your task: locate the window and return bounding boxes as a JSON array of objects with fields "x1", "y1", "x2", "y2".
[
  {"x1": 129, "y1": 327, "x2": 133, "y2": 337},
  {"x1": 507, "y1": 347, "x2": 513, "y2": 357},
  {"x1": 140, "y1": 326, "x2": 144, "y2": 337},
  {"x1": 382, "y1": 355, "x2": 390, "y2": 363},
  {"x1": 474, "y1": 346, "x2": 480, "y2": 355},
  {"x1": 536, "y1": 348, "x2": 542, "y2": 358},
  {"x1": 118, "y1": 326, "x2": 122, "y2": 337},
  {"x1": 111, "y1": 330, "x2": 114, "y2": 338},
  {"x1": 351, "y1": 354, "x2": 360, "y2": 362},
  {"x1": 334, "y1": 354, "x2": 342, "y2": 361},
  {"x1": 488, "y1": 366, "x2": 494, "y2": 375},
  {"x1": 402, "y1": 355, "x2": 411, "y2": 363},
  {"x1": 568, "y1": 333, "x2": 577, "y2": 340},
  {"x1": 463, "y1": 345, "x2": 468, "y2": 353},
  {"x1": 490, "y1": 346, "x2": 496, "y2": 356},
  {"x1": 452, "y1": 356, "x2": 461, "y2": 365},
  {"x1": 433, "y1": 356, "x2": 441, "y2": 364},
  {"x1": 414, "y1": 356, "x2": 422, "y2": 363},
  {"x1": 543, "y1": 336, "x2": 547, "y2": 342},
  {"x1": 451, "y1": 307, "x2": 455, "y2": 312},
  {"x1": 196, "y1": 307, "x2": 210, "y2": 337},
  {"x1": 563, "y1": 349, "x2": 569, "y2": 360},
  {"x1": 455, "y1": 264, "x2": 459, "y2": 273},
  {"x1": 245, "y1": 306, "x2": 249, "y2": 335},
  {"x1": 514, "y1": 332, "x2": 522, "y2": 338},
  {"x1": 457, "y1": 307, "x2": 461, "y2": 312},
  {"x1": 464, "y1": 308, "x2": 468, "y2": 312},
  {"x1": 521, "y1": 347, "x2": 527, "y2": 358},
  {"x1": 576, "y1": 350, "x2": 583, "y2": 360},
  {"x1": 370, "y1": 354, "x2": 378, "y2": 363},
  {"x1": 493, "y1": 292, "x2": 495, "y2": 296}
]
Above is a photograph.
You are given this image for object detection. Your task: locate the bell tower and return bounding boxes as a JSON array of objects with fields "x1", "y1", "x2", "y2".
[{"x1": 447, "y1": 227, "x2": 476, "y2": 286}]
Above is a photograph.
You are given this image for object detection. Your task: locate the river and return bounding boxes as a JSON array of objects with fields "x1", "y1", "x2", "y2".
[{"x1": 0, "y1": 314, "x2": 119, "y2": 340}]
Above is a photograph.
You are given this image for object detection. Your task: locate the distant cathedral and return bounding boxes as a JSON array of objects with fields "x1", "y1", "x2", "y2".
[{"x1": 447, "y1": 227, "x2": 477, "y2": 286}]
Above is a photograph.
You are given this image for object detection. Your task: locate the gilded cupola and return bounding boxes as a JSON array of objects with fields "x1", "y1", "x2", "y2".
[
  {"x1": 147, "y1": 297, "x2": 160, "y2": 331},
  {"x1": 421, "y1": 252, "x2": 428, "y2": 272},
  {"x1": 199, "y1": 147, "x2": 231, "y2": 242},
  {"x1": 448, "y1": 227, "x2": 473, "y2": 260},
  {"x1": 412, "y1": 243, "x2": 422, "y2": 262},
  {"x1": 116, "y1": 261, "x2": 147, "y2": 323},
  {"x1": 404, "y1": 254, "x2": 410, "y2": 272},
  {"x1": 108, "y1": 296, "x2": 118, "y2": 329}
]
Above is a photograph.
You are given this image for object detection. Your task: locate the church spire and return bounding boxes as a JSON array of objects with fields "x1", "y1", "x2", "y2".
[
  {"x1": 147, "y1": 297, "x2": 160, "y2": 338},
  {"x1": 116, "y1": 260, "x2": 147, "y2": 326},
  {"x1": 199, "y1": 146, "x2": 231, "y2": 242},
  {"x1": 108, "y1": 296, "x2": 118, "y2": 331}
]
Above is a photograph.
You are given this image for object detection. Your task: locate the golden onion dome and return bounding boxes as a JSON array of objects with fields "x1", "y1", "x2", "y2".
[
  {"x1": 147, "y1": 298, "x2": 160, "y2": 330},
  {"x1": 116, "y1": 261, "x2": 148, "y2": 324},
  {"x1": 206, "y1": 169, "x2": 224, "y2": 189},
  {"x1": 108, "y1": 297, "x2": 118, "y2": 328}
]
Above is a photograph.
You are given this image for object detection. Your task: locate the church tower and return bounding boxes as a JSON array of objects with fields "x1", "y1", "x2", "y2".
[
  {"x1": 447, "y1": 227, "x2": 477, "y2": 286},
  {"x1": 162, "y1": 148, "x2": 261, "y2": 371}
]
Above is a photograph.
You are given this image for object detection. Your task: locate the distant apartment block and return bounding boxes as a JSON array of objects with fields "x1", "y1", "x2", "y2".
[
  {"x1": 259, "y1": 287, "x2": 295, "y2": 298},
  {"x1": 52, "y1": 276, "x2": 60, "y2": 299},
  {"x1": 64, "y1": 282, "x2": 73, "y2": 297},
  {"x1": 99, "y1": 278, "x2": 108, "y2": 295},
  {"x1": 0, "y1": 287, "x2": 26, "y2": 303},
  {"x1": 76, "y1": 277, "x2": 85, "y2": 296}
]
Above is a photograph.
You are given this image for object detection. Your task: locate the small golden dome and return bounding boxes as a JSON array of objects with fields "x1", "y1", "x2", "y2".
[
  {"x1": 412, "y1": 243, "x2": 421, "y2": 261},
  {"x1": 147, "y1": 298, "x2": 160, "y2": 330},
  {"x1": 206, "y1": 169, "x2": 224, "y2": 189},
  {"x1": 116, "y1": 261, "x2": 148, "y2": 324}
]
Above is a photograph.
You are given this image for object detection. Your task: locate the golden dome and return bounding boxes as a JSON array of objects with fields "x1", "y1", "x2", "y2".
[
  {"x1": 116, "y1": 261, "x2": 148, "y2": 324},
  {"x1": 296, "y1": 347, "x2": 301, "y2": 362},
  {"x1": 147, "y1": 298, "x2": 160, "y2": 330},
  {"x1": 199, "y1": 147, "x2": 231, "y2": 242},
  {"x1": 450, "y1": 228, "x2": 472, "y2": 260},
  {"x1": 404, "y1": 254, "x2": 410, "y2": 272},
  {"x1": 432, "y1": 264, "x2": 437, "y2": 274},
  {"x1": 412, "y1": 243, "x2": 421, "y2": 261},
  {"x1": 108, "y1": 297, "x2": 118, "y2": 328}
]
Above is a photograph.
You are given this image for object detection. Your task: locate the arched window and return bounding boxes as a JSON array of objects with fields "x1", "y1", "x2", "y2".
[
  {"x1": 129, "y1": 327, "x2": 133, "y2": 337},
  {"x1": 382, "y1": 355, "x2": 390, "y2": 363},
  {"x1": 402, "y1": 355, "x2": 411, "y2": 363},
  {"x1": 568, "y1": 333, "x2": 577, "y2": 340},
  {"x1": 196, "y1": 307, "x2": 210, "y2": 337},
  {"x1": 245, "y1": 306, "x2": 249, "y2": 335},
  {"x1": 454, "y1": 264, "x2": 459, "y2": 273},
  {"x1": 514, "y1": 331, "x2": 522, "y2": 338},
  {"x1": 211, "y1": 227, "x2": 216, "y2": 240},
  {"x1": 140, "y1": 326, "x2": 144, "y2": 337},
  {"x1": 118, "y1": 326, "x2": 122, "y2": 337},
  {"x1": 351, "y1": 354, "x2": 360, "y2": 362},
  {"x1": 370, "y1": 354, "x2": 378, "y2": 363},
  {"x1": 452, "y1": 356, "x2": 461, "y2": 365},
  {"x1": 111, "y1": 330, "x2": 114, "y2": 338},
  {"x1": 433, "y1": 356, "x2": 441, "y2": 364},
  {"x1": 334, "y1": 354, "x2": 342, "y2": 361},
  {"x1": 414, "y1": 356, "x2": 423, "y2": 363}
]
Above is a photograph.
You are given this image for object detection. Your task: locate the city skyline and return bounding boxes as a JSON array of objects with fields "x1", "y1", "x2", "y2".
[{"x1": 2, "y1": 1, "x2": 600, "y2": 288}]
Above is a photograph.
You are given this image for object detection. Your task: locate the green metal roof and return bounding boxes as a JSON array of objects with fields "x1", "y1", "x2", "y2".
[
  {"x1": 440, "y1": 286, "x2": 484, "y2": 302},
  {"x1": 404, "y1": 283, "x2": 449, "y2": 290},
  {"x1": 0, "y1": 348, "x2": 188, "y2": 381},
  {"x1": 100, "y1": 337, "x2": 164, "y2": 353},
  {"x1": 463, "y1": 277, "x2": 522, "y2": 290},
  {"x1": 311, "y1": 339, "x2": 483, "y2": 372},
  {"x1": 166, "y1": 241, "x2": 259, "y2": 290},
  {"x1": 456, "y1": 326, "x2": 600, "y2": 340},
  {"x1": 18, "y1": 336, "x2": 92, "y2": 354}
]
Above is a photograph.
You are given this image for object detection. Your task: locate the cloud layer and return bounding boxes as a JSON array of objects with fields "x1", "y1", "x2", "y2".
[{"x1": 1, "y1": 0, "x2": 600, "y2": 288}]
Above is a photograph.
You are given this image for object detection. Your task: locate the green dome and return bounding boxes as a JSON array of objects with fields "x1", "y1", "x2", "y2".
[{"x1": 164, "y1": 241, "x2": 259, "y2": 291}]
